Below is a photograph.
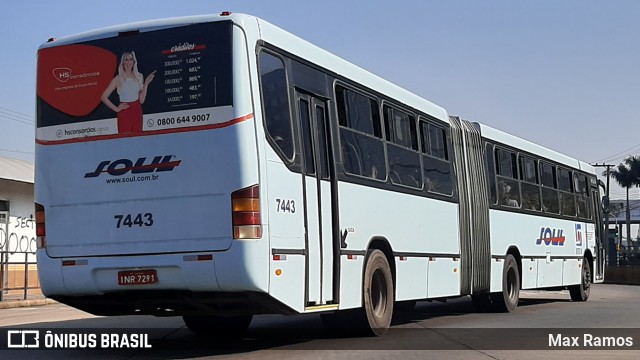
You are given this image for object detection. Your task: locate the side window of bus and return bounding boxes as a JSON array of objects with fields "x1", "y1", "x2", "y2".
[
  {"x1": 495, "y1": 148, "x2": 521, "y2": 208},
  {"x1": 486, "y1": 143, "x2": 498, "y2": 204},
  {"x1": 540, "y1": 161, "x2": 560, "y2": 214},
  {"x1": 519, "y1": 155, "x2": 541, "y2": 211},
  {"x1": 259, "y1": 51, "x2": 294, "y2": 160},
  {"x1": 575, "y1": 174, "x2": 591, "y2": 220},
  {"x1": 335, "y1": 85, "x2": 385, "y2": 180},
  {"x1": 421, "y1": 120, "x2": 453, "y2": 195},
  {"x1": 558, "y1": 167, "x2": 576, "y2": 217},
  {"x1": 384, "y1": 105, "x2": 422, "y2": 189}
]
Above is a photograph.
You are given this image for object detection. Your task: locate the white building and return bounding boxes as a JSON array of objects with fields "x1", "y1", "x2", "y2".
[{"x1": 0, "y1": 156, "x2": 37, "y2": 298}]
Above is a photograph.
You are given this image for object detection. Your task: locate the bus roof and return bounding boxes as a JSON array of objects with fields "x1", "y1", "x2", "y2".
[
  {"x1": 474, "y1": 122, "x2": 595, "y2": 174},
  {"x1": 39, "y1": 14, "x2": 227, "y2": 49},
  {"x1": 40, "y1": 12, "x2": 449, "y2": 124},
  {"x1": 40, "y1": 12, "x2": 593, "y2": 174}
]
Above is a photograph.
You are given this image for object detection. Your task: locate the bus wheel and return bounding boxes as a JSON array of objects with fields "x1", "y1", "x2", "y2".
[
  {"x1": 362, "y1": 249, "x2": 394, "y2": 336},
  {"x1": 569, "y1": 259, "x2": 591, "y2": 302},
  {"x1": 182, "y1": 314, "x2": 253, "y2": 337},
  {"x1": 491, "y1": 254, "x2": 520, "y2": 312}
]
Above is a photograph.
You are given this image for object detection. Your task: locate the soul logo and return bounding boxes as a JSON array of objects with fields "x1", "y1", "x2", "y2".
[
  {"x1": 537, "y1": 227, "x2": 566, "y2": 246},
  {"x1": 84, "y1": 155, "x2": 181, "y2": 178}
]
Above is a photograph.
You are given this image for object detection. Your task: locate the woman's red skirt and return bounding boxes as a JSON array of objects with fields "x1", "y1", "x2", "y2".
[{"x1": 117, "y1": 101, "x2": 143, "y2": 133}]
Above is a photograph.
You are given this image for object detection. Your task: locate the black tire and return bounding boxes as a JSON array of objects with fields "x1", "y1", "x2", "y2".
[
  {"x1": 490, "y1": 254, "x2": 520, "y2": 312},
  {"x1": 182, "y1": 314, "x2": 253, "y2": 337},
  {"x1": 569, "y1": 259, "x2": 591, "y2": 302},
  {"x1": 362, "y1": 249, "x2": 394, "y2": 336}
]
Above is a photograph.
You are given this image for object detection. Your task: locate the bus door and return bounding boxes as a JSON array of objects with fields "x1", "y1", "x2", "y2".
[
  {"x1": 590, "y1": 186, "x2": 605, "y2": 281},
  {"x1": 295, "y1": 91, "x2": 335, "y2": 306}
]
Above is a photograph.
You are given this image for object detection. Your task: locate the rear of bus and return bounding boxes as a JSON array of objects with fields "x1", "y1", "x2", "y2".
[{"x1": 35, "y1": 14, "x2": 271, "y2": 316}]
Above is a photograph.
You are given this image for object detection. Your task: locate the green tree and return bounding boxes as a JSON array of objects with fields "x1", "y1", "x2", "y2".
[{"x1": 609, "y1": 156, "x2": 640, "y2": 250}]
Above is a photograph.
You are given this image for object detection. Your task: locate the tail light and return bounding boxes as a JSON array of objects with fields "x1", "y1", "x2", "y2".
[
  {"x1": 231, "y1": 185, "x2": 261, "y2": 239},
  {"x1": 35, "y1": 203, "x2": 46, "y2": 248}
]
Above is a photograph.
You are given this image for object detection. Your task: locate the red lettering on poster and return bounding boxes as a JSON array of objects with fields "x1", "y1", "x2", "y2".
[{"x1": 37, "y1": 45, "x2": 116, "y2": 117}]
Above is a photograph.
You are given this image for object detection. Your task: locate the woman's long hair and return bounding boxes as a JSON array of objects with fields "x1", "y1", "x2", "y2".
[{"x1": 117, "y1": 51, "x2": 143, "y2": 86}]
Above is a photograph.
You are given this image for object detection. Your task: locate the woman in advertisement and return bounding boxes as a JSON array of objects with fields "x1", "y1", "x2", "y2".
[{"x1": 101, "y1": 51, "x2": 156, "y2": 133}]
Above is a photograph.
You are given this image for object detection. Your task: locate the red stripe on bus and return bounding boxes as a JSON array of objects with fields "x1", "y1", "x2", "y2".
[
  {"x1": 35, "y1": 113, "x2": 254, "y2": 146},
  {"x1": 544, "y1": 237, "x2": 566, "y2": 244}
]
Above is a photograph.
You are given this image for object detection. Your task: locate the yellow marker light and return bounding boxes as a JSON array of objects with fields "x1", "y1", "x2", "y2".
[
  {"x1": 232, "y1": 198, "x2": 259, "y2": 212},
  {"x1": 275, "y1": 269, "x2": 282, "y2": 276}
]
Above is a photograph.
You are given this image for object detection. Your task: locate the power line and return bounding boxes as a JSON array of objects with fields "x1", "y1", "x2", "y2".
[
  {"x1": 0, "y1": 109, "x2": 33, "y2": 124},
  {"x1": 0, "y1": 105, "x2": 35, "y2": 157},
  {"x1": 0, "y1": 113, "x2": 34, "y2": 126},
  {"x1": 0, "y1": 108, "x2": 34, "y2": 126},
  {"x1": 0, "y1": 106, "x2": 34, "y2": 121},
  {"x1": 595, "y1": 143, "x2": 640, "y2": 164},
  {"x1": 0, "y1": 148, "x2": 34, "y2": 155}
]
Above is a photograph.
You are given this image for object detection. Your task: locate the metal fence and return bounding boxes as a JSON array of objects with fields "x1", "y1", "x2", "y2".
[{"x1": 0, "y1": 228, "x2": 40, "y2": 302}]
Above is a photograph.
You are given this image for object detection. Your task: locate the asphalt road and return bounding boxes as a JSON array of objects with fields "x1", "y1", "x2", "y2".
[{"x1": 1, "y1": 283, "x2": 639, "y2": 359}]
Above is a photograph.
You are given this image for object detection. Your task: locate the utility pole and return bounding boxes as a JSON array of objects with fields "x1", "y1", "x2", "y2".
[{"x1": 593, "y1": 163, "x2": 615, "y2": 266}]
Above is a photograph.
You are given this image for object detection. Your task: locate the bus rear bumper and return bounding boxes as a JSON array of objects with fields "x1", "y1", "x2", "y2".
[
  {"x1": 37, "y1": 249, "x2": 221, "y2": 295},
  {"x1": 36, "y1": 245, "x2": 271, "y2": 314}
]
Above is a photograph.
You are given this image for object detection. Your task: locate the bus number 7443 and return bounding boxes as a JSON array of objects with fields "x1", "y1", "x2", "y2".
[
  {"x1": 114, "y1": 213, "x2": 154, "y2": 228},
  {"x1": 275, "y1": 199, "x2": 296, "y2": 213}
]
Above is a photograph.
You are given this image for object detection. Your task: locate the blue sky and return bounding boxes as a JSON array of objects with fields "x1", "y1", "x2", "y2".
[{"x1": 1, "y1": 0, "x2": 639, "y2": 200}]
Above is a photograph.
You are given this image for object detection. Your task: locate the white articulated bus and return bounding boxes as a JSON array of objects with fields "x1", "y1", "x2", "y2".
[{"x1": 35, "y1": 12, "x2": 605, "y2": 336}]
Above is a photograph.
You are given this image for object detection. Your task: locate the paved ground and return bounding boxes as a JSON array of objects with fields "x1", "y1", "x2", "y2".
[{"x1": 1, "y1": 284, "x2": 639, "y2": 359}]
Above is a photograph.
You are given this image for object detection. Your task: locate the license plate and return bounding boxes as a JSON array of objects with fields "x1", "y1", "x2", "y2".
[{"x1": 118, "y1": 269, "x2": 158, "y2": 285}]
